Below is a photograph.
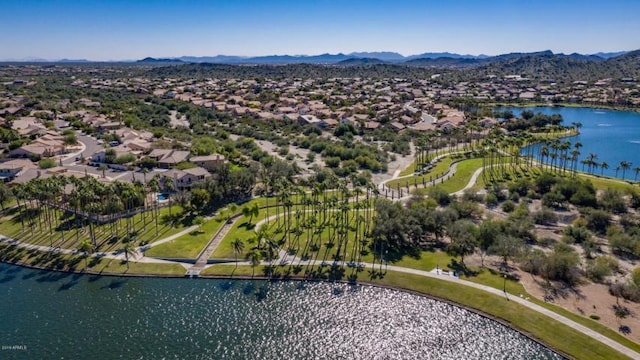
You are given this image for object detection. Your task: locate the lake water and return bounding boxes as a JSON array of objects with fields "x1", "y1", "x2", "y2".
[
  {"x1": 505, "y1": 106, "x2": 640, "y2": 179},
  {"x1": 0, "y1": 263, "x2": 564, "y2": 359}
]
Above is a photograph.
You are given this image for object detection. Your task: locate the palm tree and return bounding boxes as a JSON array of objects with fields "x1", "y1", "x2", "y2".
[
  {"x1": 231, "y1": 238, "x2": 244, "y2": 270},
  {"x1": 163, "y1": 176, "x2": 175, "y2": 216},
  {"x1": 634, "y1": 166, "x2": 640, "y2": 181},
  {"x1": 141, "y1": 167, "x2": 149, "y2": 183},
  {"x1": 99, "y1": 164, "x2": 108, "y2": 178},
  {"x1": 246, "y1": 249, "x2": 261, "y2": 278},
  {"x1": 121, "y1": 241, "x2": 136, "y2": 270},
  {"x1": 619, "y1": 161, "x2": 632, "y2": 180},
  {"x1": 78, "y1": 239, "x2": 94, "y2": 269},
  {"x1": 587, "y1": 153, "x2": 598, "y2": 174},
  {"x1": 0, "y1": 182, "x2": 13, "y2": 211},
  {"x1": 148, "y1": 176, "x2": 161, "y2": 235},
  {"x1": 600, "y1": 161, "x2": 609, "y2": 176}
]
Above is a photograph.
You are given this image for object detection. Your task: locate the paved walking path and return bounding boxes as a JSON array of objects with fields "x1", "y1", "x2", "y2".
[
  {"x1": 0, "y1": 234, "x2": 179, "y2": 265},
  {"x1": 185, "y1": 217, "x2": 237, "y2": 277},
  {"x1": 451, "y1": 164, "x2": 493, "y2": 196}
]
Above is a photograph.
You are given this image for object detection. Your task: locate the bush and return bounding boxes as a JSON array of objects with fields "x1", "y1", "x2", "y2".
[
  {"x1": 585, "y1": 209, "x2": 611, "y2": 234},
  {"x1": 589, "y1": 314, "x2": 600, "y2": 320},
  {"x1": 562, "y1": 224, "x2": 592, "y2": 244},
  {"x1": 633, "y1": 268, "x2": 640, "y2": 287},
  {"x1": 599, "y1": 189, "x2": 627, "y2": 214},
  {"x1": 484, "y1": 192, "x2": 498, "y2": 207},
  {"x1": 609, "y1": 282, "x2": 640, "y2": 303},
  {"x1": 501, "y1": 200, "x2": 516, "y2": 213},
  {"x1": 114, "y1": 153, "x2": 137, "y2": 164},
  {"x1": 462, "y1": 189, "x2": 483, "y2": 203},
  {"x1": 427, "y1": 187, "x2": 451, "y2": 207},
  {"x1": 586, "y1": 256, "x2": 618, "y2": 283},
  {"x1": 533, "y1": 207, "x2": 558, "y2": 225},
  {"x1": 38, "y1": 158, "x2": 56, "y2": 169}
]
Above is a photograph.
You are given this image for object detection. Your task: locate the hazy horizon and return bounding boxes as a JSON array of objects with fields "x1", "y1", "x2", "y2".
[{"x1": 1, "y1": 0, "x2": 639, "y2": 61}]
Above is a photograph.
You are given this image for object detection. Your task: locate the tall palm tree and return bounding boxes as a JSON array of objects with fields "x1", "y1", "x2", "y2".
[
  {"x1": 148, "y1": 176, "x2": 161, "y2": 236},
  {"x1": 121, "y1": 241, "x2": 136, "y2": 270},
  {"x1": 231, "y1": 238, "x2": 244, "y2": 270},
  {"x1": 619, "y1": 161, "x2": 632, "y2": 180},
  {"x1": 78, "y1": 239, "x2": 94, "y2": 269},
  {"x1": 246, "y1": 249, "x2": 261, "y2": 278},
  {"x1": 600, "y1": 161, "x2": 609, "y2": 176},
  {"x1": 163, "y1": 176, "x2": 175, "y2": 216},
  {"x1": 634, "y1": 166, "x2": 640, "y2": 181}
]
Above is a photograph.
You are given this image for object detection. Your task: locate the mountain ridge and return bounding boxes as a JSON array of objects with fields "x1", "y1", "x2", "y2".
[{"x1": 1, "y1": 50, "x2": 633, "y2": 65}]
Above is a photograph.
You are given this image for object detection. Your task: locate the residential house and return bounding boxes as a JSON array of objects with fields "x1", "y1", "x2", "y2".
[
  {"x1": 364, "y1": 121, "x2": 381, "y2": 130},
  {"x1": 0, "y1": 159, "x2": 36, "y2": 181},
  {"x1": 148, "y1": 149, "x2": 190, "y2": 169},
  {"x1": 479, "y1": 117, "x2": 498, "y2": 128},
  {"x1": 390, "y1": 122, "x2": 406, "y2": 132},
  {"x1": 160, "y1": 167, "x2": 211, "y2": 191},
  {"x1": 320, "y1": 118, "x2": 338, "y2": 128},
  {"x1": 189, "y1": 154, "x2": 226, "y2": 171}
]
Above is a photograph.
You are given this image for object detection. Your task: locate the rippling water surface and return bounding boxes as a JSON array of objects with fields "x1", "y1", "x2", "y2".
[{"x1": 0, "y1": 263, "x2": 563, "y2": 359}]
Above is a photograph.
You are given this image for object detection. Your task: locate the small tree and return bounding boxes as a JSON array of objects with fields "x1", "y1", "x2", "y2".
[
  {"x1": 489, "y1": 234, "x2": 523, "y2": 270},
  {"x1": 189, "y1": 188, "x2": 210, "y2": 214},
  {"x1": 446, "y1": 220, "x2": 478, "y2": 266}
]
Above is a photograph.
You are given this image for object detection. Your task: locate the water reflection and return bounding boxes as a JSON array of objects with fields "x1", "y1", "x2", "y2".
[{"x1": 0, "y1": 263, "x2": 564, "y2": 360}]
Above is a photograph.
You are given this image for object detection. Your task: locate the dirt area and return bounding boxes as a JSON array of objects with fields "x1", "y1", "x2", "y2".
[
  {"x1": 479, "y1": 202, "x2": 640, "y2": 342},
  {"x1": 372, "y1": 141, "x2": 416, "y2": 185},
  {"x1": 169, "y1": 110, "x2": 189, "y2": 128},
  {"x1": 237, "y1": 136, "x2": 324, "y2": 175},
  {"x1": 519, "y1": 271, "x2": 640, "y2": 342}
]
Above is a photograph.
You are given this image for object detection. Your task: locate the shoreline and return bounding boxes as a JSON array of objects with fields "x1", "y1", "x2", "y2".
[
  {"x1": 0, "y1": 258, "x2": 570, "y2": 359},
  {"x1": 491, "y1": 101, "x2": 640, "y2": 113},
  {"x1": 0, "y1": 257, "x2": 626, "y2": 359}
]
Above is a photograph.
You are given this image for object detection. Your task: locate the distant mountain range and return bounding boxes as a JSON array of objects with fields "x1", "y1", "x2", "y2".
[
  {"x1": 133, "y1": 50, "x2": 629, "y2": 65},
  {"x1": 2, "y1": 50, "x2": 633, "y2": 67}
]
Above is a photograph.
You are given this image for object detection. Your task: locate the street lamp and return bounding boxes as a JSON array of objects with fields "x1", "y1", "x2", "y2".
[{"x1": 503, "y1": 274, "x2": 507, "y2": 293}]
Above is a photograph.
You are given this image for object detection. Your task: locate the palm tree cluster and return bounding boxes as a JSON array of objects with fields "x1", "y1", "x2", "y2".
[
  {"x1": 11, "y1": 174, "x2": 165, "y2": 250},
  {"x1": 245, "y1": 178, "x2": 379, "y2": 276}
]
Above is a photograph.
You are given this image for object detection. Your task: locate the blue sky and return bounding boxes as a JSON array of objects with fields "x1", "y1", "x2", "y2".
[{"x1": 1, "y1": 0, "x2": 639, "y2": 60}]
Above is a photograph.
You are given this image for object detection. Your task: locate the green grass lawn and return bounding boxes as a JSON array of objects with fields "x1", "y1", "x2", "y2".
[
  {"x1": 210, "y1": 204, "x2": 303, "y2": 259},
  {"x1": 577, "y1": 173, "x2": 638, "y2": 192},
  {"x1": 388, "y1": 156, "x2": 455, "y2": 188},
  {"x1": 0, "y1": 205, "x2": 187, "y2": 254},
  {"x1": 0, "y1": 242, "x2": 186, "y2": 276},
  {"x1": 428, "y1": 158, "x2": 484, "y2": 193},
  {"x1": 145, "y1": 216, "x2": 225, "y2": 259}
]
